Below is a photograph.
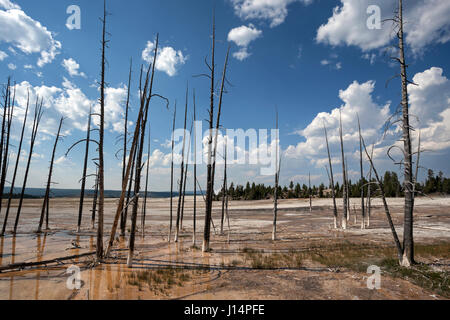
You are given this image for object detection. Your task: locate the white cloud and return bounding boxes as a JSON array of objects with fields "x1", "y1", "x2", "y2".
[
  {"x1": 7, "y1": 62, "x2": 15, "y2": 70},
  {"x1": 362, "y1": 53, "x2": 376, "y2": 65},
  {"x1": 285, "y1": 80, "x2": 391, "y2": 167},
  {"x1": 228, "y1": 24, "x2": 262, "y2": 47},
  {"x1": 231, "y1": 0, "x2": 313, "y2": 28},
  {"x1": 316, "y1": 0, "x2": 450, "y2": 53},
  {"x1": 0, "y1": 1, "x2": 61, "y2": 67},
  {"x1": 408, "y1": 67, "x2": 450, "y2": 152},
  {"x1": 12, "y1": 79, "x2": 127, "y2": 136},
  {"x1": 0, "y1": 0, "x2": 19, "y2": 10},
  {"x1": 282, "y1": 66, "x2": 450, "y2": 185},
  {"x1": 62, "y1": 58, "x2": 86, "y2": 78},
  {"x1": 0, "y1": 49, "x2": 7, "y2": 60},
  {"x1": 228, "y1": 24, "x2": 262, "y2": 61},
  {"x1": 233, "y1": 47, "x2": 252, "y2": 61},
  {"x1": 142, "y1": 40, "x2": 187, "y2": 77}
]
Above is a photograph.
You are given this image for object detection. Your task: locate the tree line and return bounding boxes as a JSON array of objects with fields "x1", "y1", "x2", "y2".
[{"x1": 216, "y1": 170, "x2": 450, "y2": 201}]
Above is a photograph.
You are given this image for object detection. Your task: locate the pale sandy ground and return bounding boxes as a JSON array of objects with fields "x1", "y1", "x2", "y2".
[{"x1": 0, "y1": 196, "x2": 449, "y2": 300}]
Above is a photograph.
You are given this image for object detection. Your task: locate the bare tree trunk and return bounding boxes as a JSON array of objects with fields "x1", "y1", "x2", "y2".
[
  {"x1": 339, "y1": 110, "x2": 348, "y2": 229},
  {"x1": 366, "y1": 145, "x2": 374, "y2": 228},
  {"x1": 0, "y1": 78, "x2": 10, "y2": 202},
  {"x1": 76, "y1": 110, "x2": 92, "y2": 233},
  {"x1": 397, "y1": 0, "x2": 414, "y2": 267},
  {"x1": 346, "y1": 158, "x2": 351, "y2": 222},
  {"x1": 357, "y1": 115, "x2": 365, "y2": 229},
  {"x1": 104, "y1": 65, "x2": 152, "y2": 259},
  {"x1": 192, "y1": 94, "x2": 197, "y2": 246},
  {"x1": 121, "y1": 142, "x2": 137, "y2": 236},
  {"x1": 362, "y1": 136, "x2": 404, "y2": 261},
  {"x1": 203, "y1": 32, "x2": 231, "y2": 252},
  {"x1": 203, "y1": 12, "x2": 216, "y2": 253},
  {"x1": 309, "y1": 172, "x2": 312, "y2": 213},
  {"x1": 91, "y1": 168, "x2": 99, "y2": 230},
  {"x1": 169, "y1": 103, "x2": 176, "y2": 242},
  {"x1": 96, "y1": 0, "x2": 108, "y2": 260},
  {"x1": 13, "y1": 98, "x2": 43, "y2": 234},
  {"x1": 180, "y1": 122, "x2": 193, "y2": 231},
  {"x1": 272, "y1": 111, "x2": 279, "y2": 241},
  {"x1": 0, "y1": 79, "x2": 14, "y2": 219},
  {"x1": 220, "y1": 137, "x2": 227, "y2": 235},
  {"x1": 141, "y1": 125, "x2": 151, "y2": 237},
  {"x1": 127, "y1": 34, "x2": 160, "y2": 267},
  {"x1": 2, "y1": 91, "x2": 29, "y2": 236},
  {"x1": 175, "y1": 85, "x2": 188, "y2": 243},
  {"x1": 38, "y1": 117, "x2": 64, "y2": 233},
  {"x1": 324, "y1": 124, "x2": 338, "y2": 228}
]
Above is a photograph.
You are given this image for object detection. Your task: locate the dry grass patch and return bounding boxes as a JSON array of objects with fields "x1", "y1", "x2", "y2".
[{"x1": 127, "y1": 267, "x2": 207, "y2": 296}]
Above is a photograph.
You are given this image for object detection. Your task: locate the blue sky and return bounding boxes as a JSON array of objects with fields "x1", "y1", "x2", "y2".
[{"x1": 1, "y1": 0, "x2": 450, "y2": 191}]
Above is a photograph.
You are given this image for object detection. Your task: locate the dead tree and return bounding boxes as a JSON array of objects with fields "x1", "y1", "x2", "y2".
[
  {"x1": 366, "y1": 144, "x2": 374, "y2": 228},
  {"x1": 175, "y1": 85, "x2": 188, "y2": 243},
  {"x1": 346, "y1": 157, "x2": 350, "y2": 222},
  {"x1": 0, "y1": 78, "x2": 11, "y2": 201},
  {"x1": 0, "y1": 79, "x2": 14, "y2": 218},
  {"x1": 324, "y1": 123, "x2": 338, "y2": 228},
  {"x1": 93, "y1": 0, "x2": 109, "y2": 260},
  {"x1": 203, "y1": 24, "x2": 231, "y2": 252},
  {"x1": 272, "y1": 111, "x2": 280, "y2": 241},
  {"x1": 13, "y1": 97, "x2": 44, "y2": 234},
  {"x1": 180, "y1": 122, "x2": 193, "y2": 230},
  {"x1": 121, "y1": 139, "x2": 137, "y2": 236},
  {"x1": 397, "y1": 0, "x2": 415, "y2": 267},
  {"x1": 220, "y1": 136, "x2": 227, "y2": 235},
  {"x1": 128, "y1": 34, "x2": 168, "y2": 267},
  {"x1": 37, "y1": 117, "x2": 64, "y2": 233},
  {"x1": 65, "y1": 109, "x2": 93, "y2": 233},
  {"x1": 192, "y1": 93, "x2": 197, "y2": 246},
  {"x1": 104, "y1": 60, "x2": 152, "y2": 259},
  {"x1": 118, "y1": 59, "x2": 133, "y2": 231},
  {"x1": 91, "y1": 167, "x2": 99, "y2": 229},
  {"x1": 202, "y1": 12, "x2": 216, "y2": 253},
  {"x1": 357, "y1": 115, "x2": 365, "y2": 229},
  {"x1": 339, "y1": 110, "x2": 348, "y2": 229},
  {"x1": 141, "y1": 125, "x2": 151, "y2": 236},
  {"x1": 169, "y1": 102, "x2": 177, "y2": 242},
  {"x1": 361, "y1": 135, "x2": 403, "y2": 261},
  {"x1": 309, "y1": 173, "x2": 312, "y2": 213},
  {"x1": 2, "y1": 91, "x2": 29, "y2": 236}
]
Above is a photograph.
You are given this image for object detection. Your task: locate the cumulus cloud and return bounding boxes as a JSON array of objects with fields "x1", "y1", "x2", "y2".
[
  {"x1": 285, "y1": 80, "x2": 391, "y2": 168},
  {"x1": 409, "y1": 67, "x2": 450, "y2": 152},
  {"x1": 7, "y1": 62, "x2": 15, "y2": 70},
  {"x1": 316, "y1": 0, "x2": 450, "y2": 53},
  {"x1": 0, "y1": 0, "x2": 61, "y2": 67},
  {"x1": 230, "y1": 0, "x2": 313, "y2": 28},
  {"x1": 62, "y1": 58, "x2": 86, "y2": 78},
  {"x1": 228, "y1": 24, "x2": 262, "y2": 61},
  {"x1": 0, "y1": 50, "x2": 7, "y2": 60},
  {"x1": 11, "y1": 79, "x2": 127, "y2": 137},
  {"x1": 142, "y1": 40, "x2": 187, "y2": 77},
  {"x1": 282, "y1": 66, "x2": 450, "y2": 185}
]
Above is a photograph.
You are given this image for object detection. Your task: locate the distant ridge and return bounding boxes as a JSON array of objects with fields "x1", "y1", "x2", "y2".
[{"x1": 3, "y1": 187, "x2": 193, "y2": 199}]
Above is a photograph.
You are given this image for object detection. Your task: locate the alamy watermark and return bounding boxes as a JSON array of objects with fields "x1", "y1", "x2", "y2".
[
  {"x1": 367, "y1": 5, "x2": 381, "y2": 30},
  {"x1": 66, "y1": 5, "x2": 81, "y2": 30},
  {"x1": 367, "y1": 265, "x2": 381, "y2": 290},
  {"x1": 66, "y1": 265, "x2": 82, "y2": 290},
  {"x1": 172, "y1": 121, "x2": 280, "y2": 176}
]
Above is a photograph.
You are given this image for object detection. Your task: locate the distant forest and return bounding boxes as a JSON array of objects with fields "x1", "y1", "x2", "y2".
[{"x1": 215, "y1": 170, "x2": 450, "y2": 201}]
